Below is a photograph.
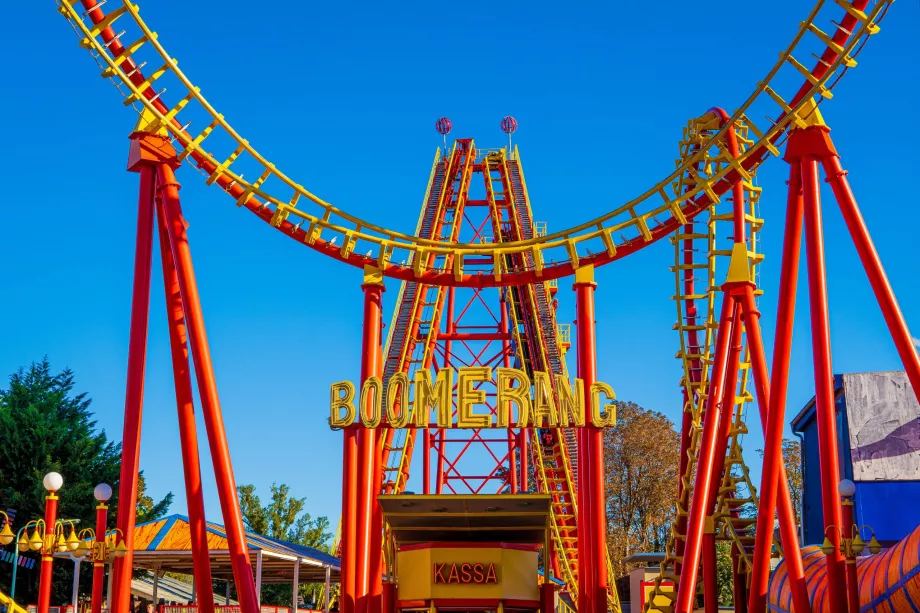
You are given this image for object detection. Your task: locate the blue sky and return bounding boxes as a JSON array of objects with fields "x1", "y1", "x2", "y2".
[{"x1": 3, "y1": 0, "x2": 918, "y2": 536}]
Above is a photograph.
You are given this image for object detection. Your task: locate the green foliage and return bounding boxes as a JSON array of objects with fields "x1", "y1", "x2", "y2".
[
  {"x1": 137, "y1": 474, "x2": 175, "y2": 525},
  {"x1": 236, "y1": 483, "x2": 332, "y2": 605},
  {"x1": 0, "y1": 358, "x2": 172, "y2": 605},
  {"x1": 715, "y1": 541, "x2": 735, "y2": 607}
]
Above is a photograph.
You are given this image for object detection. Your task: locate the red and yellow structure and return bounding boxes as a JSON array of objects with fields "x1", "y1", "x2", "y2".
[{"x1": 44, "y1": 1, "x2": 920, "y2": 613}]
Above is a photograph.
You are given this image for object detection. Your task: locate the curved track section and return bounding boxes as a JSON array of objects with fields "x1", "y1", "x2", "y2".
[{"x1": 57, "y1": 0, "x2": 890, "y2": 287}]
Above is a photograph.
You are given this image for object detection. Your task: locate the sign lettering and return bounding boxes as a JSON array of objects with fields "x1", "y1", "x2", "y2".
[
  {"x1": 330, "y1": 367, "x2": 616, "y2": 429},
  {"x1": 432, "y1": 562, "x2": 499, "y2": 584}
]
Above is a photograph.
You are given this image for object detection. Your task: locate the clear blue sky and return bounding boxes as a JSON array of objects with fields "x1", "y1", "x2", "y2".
[{"x1": 3, "y1": 0, "x2": 918, "y2": 534}]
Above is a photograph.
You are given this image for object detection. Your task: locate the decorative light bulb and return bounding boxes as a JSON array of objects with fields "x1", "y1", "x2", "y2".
[
  {"x1": 29, "y1": 530, "x2": 44, "y2": 551},
  {"x1": 838, "y1": 479, "x2": 856, "y2": 498},
  {"x1": 0, "y1": 522, "x2": 14, "y2": 546},
  {"x1": 114, "y1": 540, "x2": 128, "y2": 558},
  {"x1": 868, "y1": 536, "x2": 882, "y2": 555},
  {"x1": 43, "y1": 472, "x2": 64, "y2": 492},
  {"x1": 66, "y1": 529, "x2": 80, "y2": 551},
  {"x1": 93, "y1": 484, "x2": 112, "y2": 502},
  {"x1": 820, "y1": 536, "x2": 835, "y2": 556}
]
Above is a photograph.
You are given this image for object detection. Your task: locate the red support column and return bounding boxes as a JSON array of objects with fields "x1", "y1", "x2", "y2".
[
  {"x1": 113, "y1": 140, "x2": 158, "y2": 612},
  {"x1": 157, "y1": 163, "x2": 260, "y2": 613},
  {"x1": 500, "y1": 294, "x2": 518, "y2": 494},
  {"x1": 800, "y1": 155, "x2": 847, "y2": 612},
  {"x1": 747, "y1": 164, "x2": 811, "y2": 613},
  {"x1": 342, "y1": 426, "x2": 358, "y2": 613},
  {"x1": 156, "y1": 200, "x2": 216, "y2": 613},
  {"x1": 822, "y1": 155, "x2": 920, "y2": 400},
  {"x1": 355, "y1": 268, "x2": 384, "y2": 613},
  {"x1": 37, "y1": 489, "x2": 59, "y2": 613},
  {"x1": 574, "y1": 264, "x2": 607, "y2": 613},
  {"x1": 841, "y1": 496, "x2": 859, "y2": 613},
  {"x1": 92, "y1": 501, "x2": 108, "y2": 613},
  {"x1": 703, "y1": 301, "x2": 742, "y2": 613},
  {"x1": 674, "y1": 293, "x2": 737, "y2": 613}
]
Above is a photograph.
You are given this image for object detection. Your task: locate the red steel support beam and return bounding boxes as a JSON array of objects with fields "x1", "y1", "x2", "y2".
[
  {"x1": 674, "y1": 293, "x2": 737, "y2": 613},
  {"x1": 157, "y1": 163, "x2": 260, "y2": 613},
  {"x1": 703, "y1": 301, "x2": 742, "y2": 613},
  {"x1": 112, "y1": 161, "x2": 156, "y2": 613},
  {"x1": 822, "y1": 156, "x2": 920, "y2": 400},
  {"x1": 499, "y1": 295, "x2": 518, "y2": 494},
  {"x1": 342, "y1": 426, "x2": 358, "y2": 613},
  {"x1": 156, "y1": 200, "x2": 216, "y2": 613},
  {"x1": 800, "y1": 156, "x2": 847, "y2": 612},
  {"x1": 748, "y1": 163, "x2": 810, "y2": 613},
  {"x1": 574, "y1": 264, "x2": 607, "y2": 613},
  {"x1": 355, "y1": 269, "x2": 384, "y2": 613}
]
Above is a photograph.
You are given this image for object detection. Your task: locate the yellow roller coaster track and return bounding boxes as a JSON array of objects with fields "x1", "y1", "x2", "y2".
[{"x1": 57, "y1": 0, "x2": 891, "y2": 287}]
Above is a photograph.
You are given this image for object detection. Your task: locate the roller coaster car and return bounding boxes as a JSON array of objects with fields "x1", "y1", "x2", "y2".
[{"x1": 539, "y1": 428, "x2": 556, "y2": 448}]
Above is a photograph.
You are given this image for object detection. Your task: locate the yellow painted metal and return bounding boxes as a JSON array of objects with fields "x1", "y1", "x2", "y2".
[
  {"x1": 397, "y1": 546, "x2": 539, "y2": 601},
  {"x1": 56, "y1": 0, "x2": 891, "y2": 278},
  {"x1": 0, "y1": 589, "x2": 29, "y2": 613}
]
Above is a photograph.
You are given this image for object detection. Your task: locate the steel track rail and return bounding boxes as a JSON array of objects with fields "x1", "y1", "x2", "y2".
[{"x1": 57, "y1": 0, "x2": 890, "y2": 287}]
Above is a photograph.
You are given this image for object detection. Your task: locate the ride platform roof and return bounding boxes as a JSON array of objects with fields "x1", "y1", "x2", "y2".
[
  {"x1": 378, "y1": 494, "x2": 552, "y2": 545},
  {"x1": 58, "y1": 514, "x2": 339, "y2": 584}
]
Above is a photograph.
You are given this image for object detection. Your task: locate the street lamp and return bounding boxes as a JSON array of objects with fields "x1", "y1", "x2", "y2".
[
  {"x1": 820, "y1": 479, "x2": 883, "y2": 613},
  {"x1": 36, "y1": 472, "x2": 69, "y2": 613},
  {"x1": 69, "y1": 483, "x2": 126, "y2": 613}
]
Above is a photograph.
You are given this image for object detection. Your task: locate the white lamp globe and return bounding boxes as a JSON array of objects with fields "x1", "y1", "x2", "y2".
[
  {"x1": 838, "y1": 479, "x2": 856, "y2": 498},
  {"x1": 94, "y1": 483, "x2": 113, "y2": 502},
  {"x1": 43, "y1": 472, "x2": 64, "y2": 492}
]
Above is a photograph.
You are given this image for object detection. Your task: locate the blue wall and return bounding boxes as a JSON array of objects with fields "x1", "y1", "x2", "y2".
[
  {"x1": 854, "y1": 480, "x2": 920, "y2": 543},
  {"x1": 795, "y1": 376, "x2": 920, "y2": 546}
]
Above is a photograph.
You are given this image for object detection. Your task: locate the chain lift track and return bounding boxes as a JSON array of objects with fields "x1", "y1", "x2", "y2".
[
  {"x1": 57, "y1": 0, "x2": 891, "y2": 288},
  {"x1": 643, "y1": 115, "x2": 772, "y2": 612}
]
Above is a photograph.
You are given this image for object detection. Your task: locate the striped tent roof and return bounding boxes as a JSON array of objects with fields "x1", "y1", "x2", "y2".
[{"x1": 133, "y1": 514, "x2": 338, "y2": 568}]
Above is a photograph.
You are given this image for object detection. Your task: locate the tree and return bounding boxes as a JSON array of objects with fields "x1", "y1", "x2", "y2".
[
  {"x1": 237, "y1": 483, "x2": 332, "y2": 605},
  {"x1": 604, "y1": 400, "x2": 681, "y2": 579},
  {"x1": 0, "y1": 358, "x2": 171, "y2": 604},
  {"x1": 137, "y1": 473, "x2": 174, "y2": 524}
]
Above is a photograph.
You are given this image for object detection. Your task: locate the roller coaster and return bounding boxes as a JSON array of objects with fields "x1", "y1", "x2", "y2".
[{"x1": 21, "y1": 1, "x2": 916, "y2": 613}]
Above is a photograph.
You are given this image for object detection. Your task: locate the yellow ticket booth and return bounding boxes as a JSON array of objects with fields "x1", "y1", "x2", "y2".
[{"x1": 379, "y1": 494, "x2": 556, "y2": 613}]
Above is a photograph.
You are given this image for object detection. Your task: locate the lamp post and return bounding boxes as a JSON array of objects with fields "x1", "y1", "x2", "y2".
[
  {"x1": 72, "y1": 492, "x2": 127, "y2": 613},
  {"x1": 92, "y1": 484, "x2": 113, "y2": 613},
  {"x1": 37, "y1": 472, "x2": 64, "y2": 613},
  {"x1": 821, "y1": 479, "x2": 883, "y2": 613}
]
